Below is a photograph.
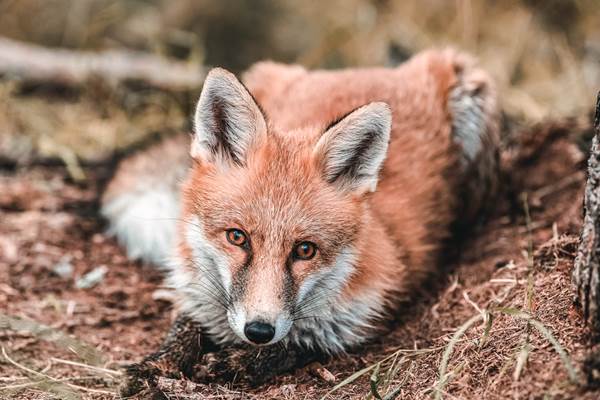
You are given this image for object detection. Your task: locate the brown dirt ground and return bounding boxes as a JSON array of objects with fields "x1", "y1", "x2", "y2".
[{"x1": 1, "y1": 118, "x2": 600, "y2": 399}]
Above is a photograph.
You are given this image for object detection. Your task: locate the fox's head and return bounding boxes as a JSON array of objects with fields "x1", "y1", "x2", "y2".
[{"x1": 179, "y1": 68, "x2": 391, "y2": 346}]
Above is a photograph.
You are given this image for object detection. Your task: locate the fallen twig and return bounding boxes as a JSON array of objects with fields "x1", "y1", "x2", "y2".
[
  {"x1": 1, "y1": 346, "x2": 114, "y2": 397},
  {"x1": 49, "y1": 357, "x2": 122, "y2": 377}
]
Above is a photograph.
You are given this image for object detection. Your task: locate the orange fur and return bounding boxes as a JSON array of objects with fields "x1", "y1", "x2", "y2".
[
  {"x1": 237, "y1": 49, "x2": 498, "y2": 302},
  {"x1": 103, "y1": 49, "x2": 499, "y2": 348}
]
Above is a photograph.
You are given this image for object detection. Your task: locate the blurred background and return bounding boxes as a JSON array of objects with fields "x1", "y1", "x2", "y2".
[
  {"x1": 0, "y1": 0, "x2": 599, "y2": 171},
  {"x1": 0, "y1": 3, "x2": 598, "y2": 398}
]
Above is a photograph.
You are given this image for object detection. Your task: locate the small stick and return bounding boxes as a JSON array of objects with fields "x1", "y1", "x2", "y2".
[
  {"x1": 307, "y1": 362, "x2": 336, "y2": 383},
  {"x1": 1, "y1": 347, "x2": 115, "y2": 395},
  {"x1": 49, "y1": 357, "x2": 122, "y2": 376}
]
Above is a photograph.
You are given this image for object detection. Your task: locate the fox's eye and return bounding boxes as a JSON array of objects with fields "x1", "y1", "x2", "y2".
[
  {"x1": 226, "y1": 229, "x2": 247, "y2": 246},
  {"x1": 293, "y1": 241, "x2": 317, "y2": 260}
]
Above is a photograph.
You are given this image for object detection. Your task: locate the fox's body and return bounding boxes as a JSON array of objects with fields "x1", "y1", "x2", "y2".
[{"x1": 103, "y1": 50, "x2": 498, "y2": 357}]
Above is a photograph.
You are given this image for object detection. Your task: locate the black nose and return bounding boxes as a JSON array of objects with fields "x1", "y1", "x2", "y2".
[{"x1": 244, "y1": 321, "x2": 275, "y2": 344}]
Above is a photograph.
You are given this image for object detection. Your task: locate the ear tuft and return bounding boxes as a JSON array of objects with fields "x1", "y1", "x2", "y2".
[
  {"x1": 192, "y1": 68, "x2": 267, "y2": 166},
  {"x1": 314, "y1": 102, "x2": 392, "y2": 193}
]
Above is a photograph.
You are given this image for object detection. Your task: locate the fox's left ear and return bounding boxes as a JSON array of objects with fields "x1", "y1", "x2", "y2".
[
  {"x1": 314, "y1": 102, "x2": 391, "y2": 194},
  {"x1": 192, "y1": 67, "x2": 267, "y2": 167}
]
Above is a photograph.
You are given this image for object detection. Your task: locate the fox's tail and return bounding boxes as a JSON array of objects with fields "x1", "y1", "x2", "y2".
[
  {"x1": 100, "y1": 135, "x2": 191, "y2": 267},
  {"x1": 445, "y1": 49, "x2": 500, "y2": 226}
]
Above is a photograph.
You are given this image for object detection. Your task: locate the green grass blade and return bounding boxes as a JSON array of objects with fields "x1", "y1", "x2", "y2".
[
  {"x1": 496, "y1": 308, "x2": 579, "y2": 383},
  {"x1": 434, "y1": 313, "x2": 484, "y2": 400}
]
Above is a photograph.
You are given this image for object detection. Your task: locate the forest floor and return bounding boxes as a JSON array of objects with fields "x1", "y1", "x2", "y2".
[{"x1": 2, "y1": 118, "x2": 600, "y2": 399}]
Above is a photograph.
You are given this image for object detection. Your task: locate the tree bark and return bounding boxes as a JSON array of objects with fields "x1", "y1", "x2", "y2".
[{"x1": 573, "y1": 91, "x2": 600, "y2": 335}]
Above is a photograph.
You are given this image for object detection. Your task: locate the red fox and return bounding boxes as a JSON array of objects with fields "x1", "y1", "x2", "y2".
[{"x1": 102, "y1": 49, "x2": 499, "y2": 386}]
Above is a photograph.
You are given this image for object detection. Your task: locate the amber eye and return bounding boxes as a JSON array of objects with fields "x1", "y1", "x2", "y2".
[
  {"x1": 293, "y1": 241, "x2": 317, "y2": 260},
  {"x1": 226, "y1": 229, "x2": 247, "y2": 246}
]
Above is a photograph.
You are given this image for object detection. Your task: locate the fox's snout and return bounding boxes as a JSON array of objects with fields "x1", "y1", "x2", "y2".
[
  {"x1": 224, "y1": 258, "x2": 295, "y2": 345},
  {"x1": 228, "y1": 310, "x2": 292, "y2": 345},
  {"x1": 244, "y1": 321, "x2": 275, "y2": 344},
  {"x1": 227, "y1": 300, "x2": 293, "y2": 345}
]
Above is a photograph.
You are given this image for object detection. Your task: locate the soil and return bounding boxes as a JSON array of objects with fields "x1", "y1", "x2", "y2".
[{"x1": 2, "y1": 118, "x2": 600, "y2": 399}]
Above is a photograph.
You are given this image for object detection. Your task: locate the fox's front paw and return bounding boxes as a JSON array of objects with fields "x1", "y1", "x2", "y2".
[
  {"x1": 244, "y1": 346, "x2": 308, "y2": 383},
  {"x1": 118, "y1": 359, "x2": 160, "y2": 397},
  {"x1": 119, "y1": 350, "x2": 196, "y2": 397},
  {"x1": 197, "y1": 344, "x2": 323, "y2": 386},
  {"x1": 119, "y1": 313, "x2": 208, "y2": 396}
]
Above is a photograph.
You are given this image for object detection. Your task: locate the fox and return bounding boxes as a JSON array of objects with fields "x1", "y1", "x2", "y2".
[{"x1": 101, "y1": 48, "x2": 499, "y2": 390}]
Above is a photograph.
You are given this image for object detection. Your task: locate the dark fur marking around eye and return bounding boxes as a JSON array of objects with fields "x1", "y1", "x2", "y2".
[
  {"x1": 282, "y1": 259, "x2": 297, "y2": 312},
  {"x1": 231, "y1": 248, "x2": 254, "y2": 301},
  {"x1": 284, "y1": 255, "x2": 298, "y2": 289}
]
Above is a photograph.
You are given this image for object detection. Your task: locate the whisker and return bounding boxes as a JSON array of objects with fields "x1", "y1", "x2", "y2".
[
  {"x1": 292, "y1": 276, "x2": 346, "y2": 321},
  {"x1": 294, "y1": 281, "x2": 339, "y2": 312},
  {"x1": 186, "y1": 262, "x2": 233, "y2": 310},
  {"x1": 188, "y1": 282, "x2": 231, "y2": 310},
  {"x1": 188, "y1": 274, "x2": 230, "y2": 307},
  {"x1": 292, "y1": 316, "x2": 323, "y2": 322},
  {"x1": 189, "y1": 259, "x2": 232, "y2": 303},
  {"x1": 293, "y1": 305, "x2": 329, "y2": 319}
]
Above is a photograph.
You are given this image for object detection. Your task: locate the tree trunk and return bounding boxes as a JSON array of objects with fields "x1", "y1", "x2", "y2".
[{"x1": 573, "y1": 91, "x2": 600, "y2": 334}]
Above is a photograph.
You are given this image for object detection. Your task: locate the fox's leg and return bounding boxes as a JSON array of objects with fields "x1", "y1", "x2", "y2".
[
  {"x1": 245, "y1": 345, "x2": 326, "y2": 384},
  {"x1": 120, "y1": 315, "x2": 323, "y2": 394},
  {"x1": 204, "y1": 343, "x2": 326, "y2": 385},
  {"x1": 119, "y1": 313, "x2": 214, "y2": 396}
]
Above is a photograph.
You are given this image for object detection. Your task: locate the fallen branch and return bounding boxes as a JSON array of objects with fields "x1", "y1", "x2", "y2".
[{"x1": 0, "y1": 36, "x2": 205, "y2": 90}]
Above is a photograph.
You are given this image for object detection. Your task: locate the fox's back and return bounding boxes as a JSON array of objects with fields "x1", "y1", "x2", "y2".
[
  {"x1": 243, "y1": 49, "x2": 498, "y2": 273},
  {"x1": 103, "y1": 49, "x2": 498, "y2": 275}
]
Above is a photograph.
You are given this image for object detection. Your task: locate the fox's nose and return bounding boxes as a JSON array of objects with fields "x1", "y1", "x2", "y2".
[{"x1": 244, "y1": 321, "x2": 275, "y2": 344}]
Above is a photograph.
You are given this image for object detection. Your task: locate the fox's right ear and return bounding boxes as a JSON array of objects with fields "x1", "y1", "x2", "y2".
[{"x1": 192, "y1": 68, "x2": 267, "y2": 167}]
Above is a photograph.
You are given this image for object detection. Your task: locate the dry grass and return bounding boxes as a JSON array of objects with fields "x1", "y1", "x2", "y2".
[
  {"x1": 1, "y1": 119, "x2": 597, "y2": 399},
  {"x1": 1, "y1": 1, "x2": 599, "y2": 398},
  {"x1": 1, "y1": 0, "x2": 599, "y2": 165}
]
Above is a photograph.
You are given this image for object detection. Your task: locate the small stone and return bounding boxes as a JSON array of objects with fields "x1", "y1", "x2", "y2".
[
  {"x1": 0, "y1": 237, "x2": 18, "y2": 264},
  {"x1": 52, "y1": 256, "x2": 74, "y2": 279},
  {"x1": 76, "y1": 265, "x2": 108, "y2": 289}
]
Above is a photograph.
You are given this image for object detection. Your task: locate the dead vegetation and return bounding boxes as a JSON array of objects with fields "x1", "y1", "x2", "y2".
[
  {"x1": 1, "y1": 116, "x2": 598, "y2": 399},
  {"x1": 1, "y1": 0, "x2": 600, "y2": 399},
  {"x1": 1, "y1": 0, "x2": 599, "y2": 165}
]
